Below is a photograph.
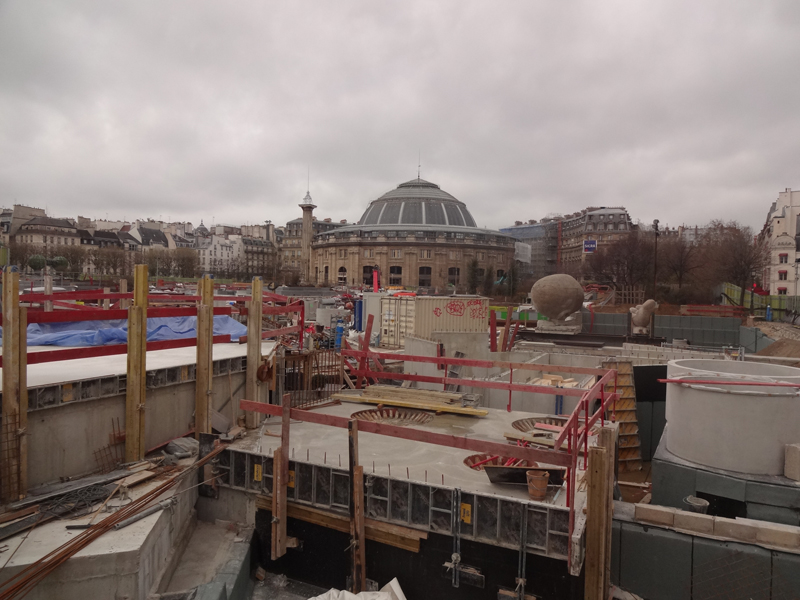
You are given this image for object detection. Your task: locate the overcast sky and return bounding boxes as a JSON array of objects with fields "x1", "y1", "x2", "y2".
[{"x1": 2, "y1": 1, "x2": 799, "y2": 233}]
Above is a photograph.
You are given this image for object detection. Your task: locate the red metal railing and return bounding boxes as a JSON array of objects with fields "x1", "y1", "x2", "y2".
[{"x1": 1, "y1": 290, "x2": 300, "y2": 366}]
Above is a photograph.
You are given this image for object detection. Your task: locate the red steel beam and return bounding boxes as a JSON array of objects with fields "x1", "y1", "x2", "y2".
[
  {"x1": 26, "y1": 306, "x2": 232, "y2": 324},
  {"x1": 343, "y1": 349, "x2": 610, "y2": 377},
  {"x1": 240, "y1": 400, "x2": 572, "y2": 467}
]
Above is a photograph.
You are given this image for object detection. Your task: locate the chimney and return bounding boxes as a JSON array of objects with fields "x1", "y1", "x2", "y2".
[
  {"x1": 515, "y1": 221, "x2": 523, "y2": 226},
  {"x1": 528, "y1": 219, "x2": 536, "y2": 225},
  {"x1": 324, "y1": 218, "x2": 332, "y2": 222},
  {"x1": 340, "y1": 219, "x2": 347, "y2": 224}
]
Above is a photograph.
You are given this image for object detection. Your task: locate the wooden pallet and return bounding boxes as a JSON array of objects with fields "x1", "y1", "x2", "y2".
[{"x1": 602, "y1": 360, "x2": 642, "y2": 472}]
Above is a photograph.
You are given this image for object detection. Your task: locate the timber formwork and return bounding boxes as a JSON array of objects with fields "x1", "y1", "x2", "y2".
[{"x1": 602, "y1": 359, "x2": 641, "y2": 472}]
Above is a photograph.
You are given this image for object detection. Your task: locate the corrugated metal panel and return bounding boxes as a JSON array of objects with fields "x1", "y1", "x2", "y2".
[
  {"x1": 413, "y1": 296, "x2": 489, "y2": 340},
  {"x1": 380, "y1": 296, "x2": 415, "y2": 347}
]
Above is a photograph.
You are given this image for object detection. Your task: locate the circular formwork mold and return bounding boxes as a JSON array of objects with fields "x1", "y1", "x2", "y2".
[
  {"x1": 463, "y1": 453, "x2": 534, "y2": 471},
  {"x1": 350, "y1": 408, "x2": 434, "y2": 427},
  {"x1": 511, "y1": 416, "x2": 568, "y2": 433}
]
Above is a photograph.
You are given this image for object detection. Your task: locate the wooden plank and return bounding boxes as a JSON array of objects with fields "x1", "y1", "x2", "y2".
[
  {"x1": 352, "y1": 464, "x2": 366, "y2": 593},
  {"x1": 0, "y1": 504, "x2": 38, "y2": 525},
  {"x1": 125, "y1": 305, "x2": 143, "y2": 463},
  {"x1": 18, "y1": 307, "x2": 28, "y2": 499},
  {"x1": 241, "y1": 400, "x2": 573, "y2": 468},
  {"x1": 584, "y1": 446, "x2": 609, "y2": 600},
  {"x1": 125, "y1": 264, "x2": 148, "y2": 463},
  {"x1": 245, "y1": 277, "x2": 264, "y2": 429},
  {"x1": 195, "y1": 275, "x2": 214, "y2": 438},
  {"x1": 2, "y1": 269, "x2": 20, "y2": 502},
  {"x1": 271, "y1": 446, "x2": 285, "y2": 560},
  {"x1": 254, "y1": 497, "x2": 426, "y2": 552},
  {"x1": 273, "y1": 392, "x2": 291, "y2": 559},
  {"x1": 119, "y1": 470, "x2": 156, "y2": 487},
  {"x1": 598, "y1": 427, "x2": 616, "y2": 595},
  {"x1": 332, "y1": 393, "x2": 488, "y2": 417},
  {"x1": 43, "y1": 275, "x2": 53, "y2": 312}
]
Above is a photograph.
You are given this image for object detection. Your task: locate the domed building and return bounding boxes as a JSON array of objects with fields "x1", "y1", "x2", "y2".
[{"x1": 312, "y1": 177, "x2": 515, "y2": 291}]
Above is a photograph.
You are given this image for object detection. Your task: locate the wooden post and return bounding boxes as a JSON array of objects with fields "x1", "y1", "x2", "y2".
[
  {"x1": 103, "y1": 287, "x2": 111, "y2": 310},
  {"x1": 43, "y1": 275, "x2": 53, "y2": 312},
  {"x1": 598, "y1": 427, "x2": 617, "y2": 595},
  {"x1": 1, "y1": 269, "x2": 23, "y2": 501},
  {"x1": 272, "y1": 393, "x2": 290, "y2": 560},
  {"x1": 18, "y1": 307, "x2": 28, "y2": 498},
  {"x1": 349, "y1": 419, "x2": 366, "y2": 592},
  {"x1": 119, "y1": 278, "x2": 129, "y2": 310},
  {"x1": 584, "y1": 446, "x2": 609, "y2": 600},
  {"x1": 195, "y1": 274, "x2": 214, "y2": 438},
  {"x1": 245, "y1": 277, "x2": 263, "y2": 428},
  {"x1": 125, "y1": 264, "x2": 148, "y2": 462},
  {"x1": 490, "y1": 309, "x2": 498, "y2": 352}
]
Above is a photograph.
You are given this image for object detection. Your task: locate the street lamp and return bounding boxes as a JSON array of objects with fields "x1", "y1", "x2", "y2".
[{"x1": 652, "y1": 219, "x2": 660, "y2": 300}]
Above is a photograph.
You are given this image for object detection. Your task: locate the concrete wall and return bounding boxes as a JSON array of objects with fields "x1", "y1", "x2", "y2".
[
  {"x1": 0, "y1": 476, "x2": 199, "y2": 600},
  {"x1": 655, "y1": 315, "x2": 741, "y2": 346},
  {"x1": 26, "y1": 366, "x2": 260, "y2": 488},
  {"x1": 612, "y1": 511, "x2": 800, "y2": 599}
]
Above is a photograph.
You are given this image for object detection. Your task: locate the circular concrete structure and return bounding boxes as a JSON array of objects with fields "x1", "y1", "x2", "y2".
[
  {"x1": 665, "y1": 360, "x2": 800, "y2": 475},
  {"x1": 668, "y1": 358, "x2": 800, "y2": 383}
]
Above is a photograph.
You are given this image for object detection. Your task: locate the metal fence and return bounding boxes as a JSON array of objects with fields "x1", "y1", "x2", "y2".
[{"x1": 281, "y1": 349, "x2": 343, "y2": 409}]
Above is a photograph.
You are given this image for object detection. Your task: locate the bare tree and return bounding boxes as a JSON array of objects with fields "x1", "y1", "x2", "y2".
[
  {"x1": 588, "y1": 232, "x2": 653, "y2": 289},
  {"x1": 9, "y1": 242, "x2": 36, "y2": 270},
  {"x1": 660, "y1": 236, "x2": 704, "y2": 288},
  {"x1": 173, "y1": 248, "x2": 199, "y2": 278},
  {"x1": 702, "y1": 221, "x2": 769, "y2": 306}
]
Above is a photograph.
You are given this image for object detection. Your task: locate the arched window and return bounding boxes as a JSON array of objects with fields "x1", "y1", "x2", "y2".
[{"x1": 338, "y1": 266, "x2": 347, "y2": 285}]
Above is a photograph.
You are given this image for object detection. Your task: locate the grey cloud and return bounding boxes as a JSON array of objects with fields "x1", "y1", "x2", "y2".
[{"x1": 1, "y1": 1, "x2": 799, "y2": 231}]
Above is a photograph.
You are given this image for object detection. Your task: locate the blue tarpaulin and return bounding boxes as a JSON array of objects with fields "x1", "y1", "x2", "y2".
[{"x1": 0, "y1": 315, "x2": 247, "y2": 347}]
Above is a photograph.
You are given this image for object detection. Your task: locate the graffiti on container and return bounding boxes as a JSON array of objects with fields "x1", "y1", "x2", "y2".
[
  {"x1": 467, "y1": 299, "x2": 488, "y2": 319},
  {"x1": 433, "y1": 307, "x2": 443, "y2": 317},
  {"x1": 445, "y1": 300, "x2": 466, "y2": 316}
]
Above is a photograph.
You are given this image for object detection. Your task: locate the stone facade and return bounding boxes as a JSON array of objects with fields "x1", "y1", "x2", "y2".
[
  {"x1": 760, "y1": 188, "x2": 800, "y2": 295},
  {"x1": 311, "y1": 178, "x2": 514, "y2": 291}
]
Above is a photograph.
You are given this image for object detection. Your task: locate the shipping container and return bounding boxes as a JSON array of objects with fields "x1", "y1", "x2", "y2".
[
  {"x1": 379, "y1": 295, "x2": 489, "y2": 347},
  {"x1": 414, "y1": 296, "x2": 489, "y2": 340},
  {"x1": 361, "y1": 292, "x2": 385, "y2": 332},
  {"x1": 380, "y1": 296, "x2": 415, "y2": 347}
]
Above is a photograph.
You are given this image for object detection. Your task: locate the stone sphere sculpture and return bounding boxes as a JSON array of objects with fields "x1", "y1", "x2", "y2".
[{"x1": 530, "y1": 274, "x2": 585, "y2": 321}]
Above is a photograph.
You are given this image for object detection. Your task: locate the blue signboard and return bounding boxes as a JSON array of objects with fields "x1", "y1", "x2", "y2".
[{"x1": 583, "y1": 239, "x2": 597, "y2": 254}]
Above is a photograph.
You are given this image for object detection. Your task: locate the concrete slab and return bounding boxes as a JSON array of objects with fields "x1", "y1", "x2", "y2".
[
  {"x1": 229, "y1": 401, "x2": 596, "y2": 506},
  {"x1": 0, "y1": 341, "x2": 276, "y2": 388},
  {"x1": 0, "y1": 464, "x2": 198, "y2": 600},
  {"x1": 165, "y1": 521, "x2": 239, "y2": 592}
]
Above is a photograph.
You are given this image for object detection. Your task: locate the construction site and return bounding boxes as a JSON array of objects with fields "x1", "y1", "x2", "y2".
[{"x1": 0, "y1": 267, "x2": 798, "y2": 600}]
